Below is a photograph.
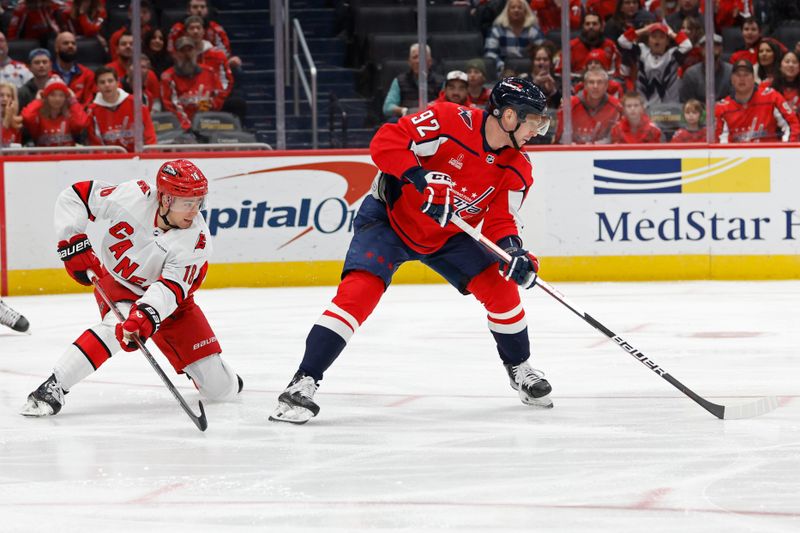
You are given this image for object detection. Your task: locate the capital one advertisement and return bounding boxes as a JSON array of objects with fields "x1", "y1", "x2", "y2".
[{"x1": 2, "y1": 146, "x2": 800, "y2": 295}]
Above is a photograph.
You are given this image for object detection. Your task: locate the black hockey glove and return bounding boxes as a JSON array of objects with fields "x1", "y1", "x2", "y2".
[{"x1": 497, "y1": 236, "x2": 539, "y2": 289}]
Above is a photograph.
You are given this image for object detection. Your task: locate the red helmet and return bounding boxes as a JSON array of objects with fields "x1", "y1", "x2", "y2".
[{"x1": 156, "y1": 159, "x2": 208, "y2": 198}]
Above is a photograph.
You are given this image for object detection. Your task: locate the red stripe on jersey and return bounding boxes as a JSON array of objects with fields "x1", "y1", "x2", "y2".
[
  {"x1": 189, "y1": 262, "x2": 208, "y2": 295},
  {"x1": 71, "y1": 181, "x2": 96, "y2": 222},
  {"x1": 489, "y1": 310, "x2": 526, "y2": 325},
  {"x1": 322, "y1": 310, "x2": 355, "y2": 332},
  {"x1": 158, "y1": 277, "x2": 185, "y2": 306},
  {"x1": 74, "y1": 329, "x2": 112, "y2": 370}
]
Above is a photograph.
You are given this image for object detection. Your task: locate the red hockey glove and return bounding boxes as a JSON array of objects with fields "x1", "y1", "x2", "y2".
[
  {"x1": 403, "y1": 168, "x2": 455, "y2": 227},
  {"x1": 57, "y1": 234, "x2": 104, "y2": 286},
  {"x1": 115, "y1": 303, "x2": 161, "y2": 352},
  {"x1": 497, "y1": 236, "x2": 539, "y2": 289}
]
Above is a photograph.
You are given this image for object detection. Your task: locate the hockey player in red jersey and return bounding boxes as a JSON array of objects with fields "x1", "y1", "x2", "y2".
[
  {"x1": 270, "y1": 77, "x2": 553, "y2": 424},
  {"x1": 21, "y1": 160, "x2": 242, "y2": 418}
]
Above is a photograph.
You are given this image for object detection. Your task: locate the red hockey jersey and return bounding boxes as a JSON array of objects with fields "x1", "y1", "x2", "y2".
[
  {"x1": 87, "y1": 90, "x2": 157, "y2": 152},
  {"x1": 160, "y1": 65, "x2": 224, "y2": 130},
  {"x1": 370, "y1": 102, "x2": 534, "y2": 254},
  {"x1": 198, "y1": 42, "x2": 233, "y2": 99},
  {"x1": 21, "y1": 98, "x2": 88, "y2": 146},
  {"x1": 555, "y1": 93, "x2": 623, "y2": 144},
  {"x1": 671, "y1": 127, "x2": 707, "y2": 143},
  {"x1": 168, "y1": 20, "x2": 232, "y2": 57},
  {"x1": 610, "y1": 115, "x2": 663, "y2": 144},
  {"x1": 715, "y1": 85, "x2": 800, "y2": 143}
]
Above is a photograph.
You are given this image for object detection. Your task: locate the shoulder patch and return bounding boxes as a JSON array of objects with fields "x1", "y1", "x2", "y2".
[
  {"x1": 137, "y1": 180, "x2": 151, "y2": 195},
  {"x1": 99, "y1": 186, "x2": 116, "y2": 197},
  {"x1": 458, "y1": 106, "x2": 473, "y2": 130},
  {"x1": 194, "y1": 232, "x2": 207, "y2": 251}
]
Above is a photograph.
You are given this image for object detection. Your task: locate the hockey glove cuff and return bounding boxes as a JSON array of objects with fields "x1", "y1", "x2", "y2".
[
  {"x1": 497, "y1": 236, "x2": 539, "y2": 290},
  {"x1": 57, "y1": 234, "x2": 104, "y2": 286},
  {"x1": 115, "y1": 303, "x2": 161, "y2": 352}
]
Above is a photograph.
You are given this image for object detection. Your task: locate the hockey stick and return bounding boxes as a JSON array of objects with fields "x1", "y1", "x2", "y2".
[
  {"x1": 450, "y1": 216, "x2": 778, "y2": 420},
  {"x1": 89, "y1": 271, "x2": 208, "y2": 431}
]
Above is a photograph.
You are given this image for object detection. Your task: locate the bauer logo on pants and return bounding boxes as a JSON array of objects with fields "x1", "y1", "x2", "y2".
[{"x1": 593, "y1": 157, "x2": 770, "y2": 194}]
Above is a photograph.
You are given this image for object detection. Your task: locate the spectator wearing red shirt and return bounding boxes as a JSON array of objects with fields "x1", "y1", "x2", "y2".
[
  {"x1": 671, "y1": 98, "x2": 706, "y2": 143},
  {"x1": 557, "y1": 12, "x2": 622, "y2": 81},
  {"x1": 6, "y1": 0, "x2": 60, "y2": 44},
  {"x1": 571, "y1": 48, "x2": 624, "y2": 99},
  {"x1": 1, "y1": 82, "x2": 24, "y2": 146},
  {"x1": 120, "y1": 56, "x2": 161, "y2": 111},
  {"x1": 160, "y1": 36, "x2": 224, "y2": 131},
  {"x1": 677, "y1": 15, "x2": 703, "y2": 77},
  {"x1": 168, "y1": 0, "x2": 241, "y2": 69},
  {"x1": 610, "y1": 91, "x2": 662, "y2": 143},
  {"x1": 105, "y1": 31, "x2": 160, "y2": 108},
  {"x1": 715, "y1": 59, "x2": 800, "y2": 143},
  {"x1": 729, "y1": 16, "x2": 761, "y2": 66},
  {"x1": 529, "y1": 0, "x2": 582, "y2": 35},
  {"x1": 52, "y1": 31, "x2": 96, "y2": 105},
  {"x1": 556, "y1": 67, "x2": 623, "y2": 144},
  {"x1": 763, "y1": 52, "x2": 800, "y2": 121},
  {"x1": 21, "y1": 76, "x2": 88, "y2": 146},
  {"x1": 108, "y1": 1, "x2": 154, "y2": 62},
  {"x1": 87, "y1": 66, "x2": 156, "y2": 152},
  {"x1": 184, "y1": 15, "x2": 233, "y2": 99},
  {"x1": 61, "y1": 0, "x2": 107, "y2": 40},
  {"x1": 586, "y1": 0, "x2": 617, "y2": 21},
  {"x1": 465, "y1": 58, "x2": 490, "y2": 109}
]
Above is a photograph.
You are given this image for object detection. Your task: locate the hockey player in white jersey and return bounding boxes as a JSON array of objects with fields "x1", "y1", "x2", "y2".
[{"x1": 21, "y1": 159, "x2": 242, "y2": 417}]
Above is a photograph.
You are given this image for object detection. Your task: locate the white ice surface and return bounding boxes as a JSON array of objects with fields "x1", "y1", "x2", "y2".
[{"x1": 0, "y1": 281, "x2": 798, "y2": 532}]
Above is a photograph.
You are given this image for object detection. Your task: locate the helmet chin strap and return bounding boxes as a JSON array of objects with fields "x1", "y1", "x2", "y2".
[
  {"x1": 496, "y1": 113, "x2": 523, "y2": 150},
  {"x1": 158, "y1": 196, "x2": 180, "y2": 230}
]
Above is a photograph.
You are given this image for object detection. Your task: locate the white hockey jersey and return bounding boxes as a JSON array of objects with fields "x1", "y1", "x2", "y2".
[{"x1": 54, "y1": 179, "x2": 212, "y2": 321}]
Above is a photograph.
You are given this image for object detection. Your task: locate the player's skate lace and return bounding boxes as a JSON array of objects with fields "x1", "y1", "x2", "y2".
[
  {"x1": 505, "y1": 360, "x2": 553, "y2": 408},
  {"x1": 0, "y1": 300, "x2": 28, "y2": 332},
  {"x1": 20, "y1": 374, "x2": 66, "y2": 416}
]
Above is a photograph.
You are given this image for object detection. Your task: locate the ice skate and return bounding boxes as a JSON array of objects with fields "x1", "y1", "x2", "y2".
[
  {"x1": 505, "y1": 360, "x2": 553, "y2": 408},
  {"x1": 0, "y1": 300, "x2": 29, "y2": 333},
  {"x1": 269, "y1": 371, "x2": 320, "y2": 424},
  {"x1": 20, "y1": 374, "x2": 66, "y2": 417}
]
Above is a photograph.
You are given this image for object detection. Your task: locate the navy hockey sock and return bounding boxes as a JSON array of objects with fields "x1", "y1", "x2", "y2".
[
  {"x1": 299, "y1": 324, "x2": 348, "y2": 381},
  {"x1": 491, "y1": 327, "x2": 531, "y2": 366}
]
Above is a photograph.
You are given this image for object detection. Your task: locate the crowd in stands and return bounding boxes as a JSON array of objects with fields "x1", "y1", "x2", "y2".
[
  {"x1": 0, "y1": 0, "x2": 244, "y2": 151},
  {"x1": 374, "y1": 0, "x2": 800, "y2": 145}
]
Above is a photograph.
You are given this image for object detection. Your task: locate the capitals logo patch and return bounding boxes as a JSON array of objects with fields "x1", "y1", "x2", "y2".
[
  {"x1": 458, "y1": 107, "x2": 473, "y2": 130},
  {"x1": 485, "y1": 154, "x2": 495, "y2": 164}
]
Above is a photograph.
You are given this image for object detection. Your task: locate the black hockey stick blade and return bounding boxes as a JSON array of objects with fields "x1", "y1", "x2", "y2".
[
  {"x1": 449, "y1": 217, "x2": 779, "y2": 420},
  {"x1": 90, "y1": 271, "x2": 209, "y2": 431}
]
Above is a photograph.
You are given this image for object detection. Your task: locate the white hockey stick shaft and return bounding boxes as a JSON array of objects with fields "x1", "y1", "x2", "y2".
[{"x1": 450, "y1": 216, "x2": 778, "y2": 420}]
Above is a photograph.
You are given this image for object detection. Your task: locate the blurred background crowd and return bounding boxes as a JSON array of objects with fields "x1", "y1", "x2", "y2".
[{"x1": 2, "y1": 0, "x2": 800, "y2": 149}]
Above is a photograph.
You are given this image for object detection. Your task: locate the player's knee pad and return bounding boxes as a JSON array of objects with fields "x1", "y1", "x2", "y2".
[
  {"x1": 184, "y1": 354, "x2": 238, "y2": 401},
  {"x1": 467, "y1": 266, "x2": 527, "y2": 335},
  {"x1": 467, "y1": 266, "x2": 521, "y2": 313},
  {"x1": 333, "y1": 270, "x2": 385, "y2": 324}
]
